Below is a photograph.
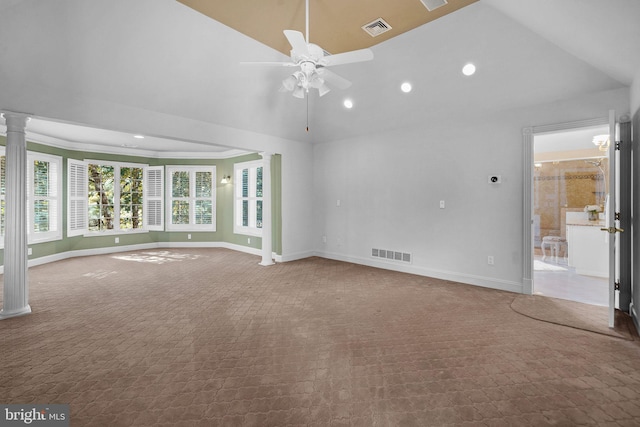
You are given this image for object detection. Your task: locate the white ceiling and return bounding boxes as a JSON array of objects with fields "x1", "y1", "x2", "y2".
[
  {"x1": 1, "y1": 118, "x2": 248, "y2": 158},
  {"x1": 1, "y1": 0, "x2": 638, "y2": 154},
  {"x1": 534, "y1": 125, "x2": 610, "y2": 154}
]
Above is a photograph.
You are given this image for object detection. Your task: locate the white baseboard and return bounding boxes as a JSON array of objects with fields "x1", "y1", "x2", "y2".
[
  {"x1": 0, "y1": 242, "x2": 279, "y2": 274},
  {"x1": 314, "y1": 250, "x2": 524, "y2": 294},
  {"x1": 279, "y1": 250, "x2": 315, "y2": 262},
  {"x1": 7, "y1": 245, "x2": 524, "y2": 294}
]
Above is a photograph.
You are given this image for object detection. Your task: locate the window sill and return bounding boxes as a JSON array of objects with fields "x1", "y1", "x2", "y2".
[{"x1": 83, "y1": 229, "x2": 150, "y2": 237}]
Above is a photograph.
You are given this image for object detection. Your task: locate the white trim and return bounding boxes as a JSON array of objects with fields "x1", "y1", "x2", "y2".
[
  {"x1": 314, "y1": 250, "x2": 523, "y2": 294},
  {"x1": 165, "y1": 165, "x2": 217, "y2": 232},
  {"x1": 145, "y1": 166, "x2": 164, "y2": 231},
  {"x1": 67, "y1": 158, "x2": 88, "y2": 237},
  {"x1": 523, "y1": 116, "x2": 609, "y2": 297},
  {"x1": 27, "y1": 151, "x2": 63, "y2": 244},
  {"x1": 0, "y1": 242, "x2": 281, "y2": 274},
  {"x1": 22, "y1": 130, "x2": 250, "y2": 159},
  {"x1": 530, "y1": 117, "x2": 609, "y2": 135},
  {"x1": 11, "y1": 243, "x2": 519, "y2": 293},
  {"x1": 279, "y1": 250, "x2": 316, "y2": 262},
  {"x1": 234, "y1": 159, "x2": 264, "y2": 237}
]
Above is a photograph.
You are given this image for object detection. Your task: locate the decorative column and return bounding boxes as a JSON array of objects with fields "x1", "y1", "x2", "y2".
[
  {"x1": 0, "y1": 112, "x2": 31, "y2": 320},
  {"x1": 259, "y1": 152, "x2": 274, "y2": 266}
]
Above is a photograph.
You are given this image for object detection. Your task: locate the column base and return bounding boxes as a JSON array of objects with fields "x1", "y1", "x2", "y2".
[
  {"x1": 259, "y1": 260, "x2": 275, "y2": 266},
  {"x1": 0, "y1": 304, "x2": 32, "y2": 320}
]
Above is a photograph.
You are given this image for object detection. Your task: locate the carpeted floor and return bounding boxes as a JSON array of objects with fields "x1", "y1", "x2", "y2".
[
  {"x1": 1, "y1": 248, "x2": 640, "y2": 426},
  {"x1": 511, "y1": 294, "x2": 636, "y2": 341}
]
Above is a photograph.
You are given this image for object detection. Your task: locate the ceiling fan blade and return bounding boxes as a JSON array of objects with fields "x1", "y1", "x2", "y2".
[
  {"x1": 319, "y1": 48, "x2": 374, "y2": 67},
  {"x1": 317, "y1": 68, "x2": 352, "y2": 90},
  {"x1": 240, "y1": 61, "x2": 297, "y2": 67},
  {"x1": 283, "y1": 30, "x2": 309, "y2": 56}
]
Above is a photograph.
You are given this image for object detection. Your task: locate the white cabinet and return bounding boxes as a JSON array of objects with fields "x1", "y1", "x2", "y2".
[{"x1": 566, "y1": 222, "x2": 608, "y2": 278}]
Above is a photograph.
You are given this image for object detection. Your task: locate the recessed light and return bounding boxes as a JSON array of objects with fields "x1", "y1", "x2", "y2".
[
  {"x1": 343, "y1": 99, "x2": 353, "y2": 109},
  {"x1": 133, "y1": 134, "x2": 145, "y2": 139},
  {"x1": 401, "y1": 82, "x2": 412, "y2": 93},
  {"x1": 121, "y1": 144, "x2": 139, "y2": 148},
  {"x1": 462, "y1": 63, "x2": 476, "y2": 76}
]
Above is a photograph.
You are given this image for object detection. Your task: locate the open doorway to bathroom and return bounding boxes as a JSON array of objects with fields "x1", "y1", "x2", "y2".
[{"x1": 533, "y1": 125, "x2": 610, "y2": 306}]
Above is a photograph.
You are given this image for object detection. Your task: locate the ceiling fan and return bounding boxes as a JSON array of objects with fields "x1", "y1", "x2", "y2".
[{"x1": 242, "y1": 0, "x2": 374, "y2": 99}]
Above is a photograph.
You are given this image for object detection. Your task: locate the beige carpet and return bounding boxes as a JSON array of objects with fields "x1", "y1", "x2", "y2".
[
  {"x1": 2, "y1": 249, "x2": 640, "y2": 426},
  {"x1": 511, "y1": 295, "x2": 636, "y2": 341}
]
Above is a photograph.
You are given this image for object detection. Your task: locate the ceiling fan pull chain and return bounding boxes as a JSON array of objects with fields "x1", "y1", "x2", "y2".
[{"x1": 307, "y1": 95, "x2": 311, "y2": 132}]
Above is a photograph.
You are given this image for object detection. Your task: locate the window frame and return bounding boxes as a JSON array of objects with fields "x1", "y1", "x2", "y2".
[
  {"x1": 233, "y1": 159, "x2": 264, "y2": 237},
  {"x1": 67, "y1": 159, "x2": 153, "y2": 237},
  {"x1": 165, "y1": 165, "x2": 216, "y2": 232},
  {"x1": 27, "y1": 152, "x2": 63, "y2": 244},
  {"x1": 0, "y1": 149, "x2": 63, "y2": 248},
  {"x1": 84, "y1": 159, "x2": 147, "y2": 235}
]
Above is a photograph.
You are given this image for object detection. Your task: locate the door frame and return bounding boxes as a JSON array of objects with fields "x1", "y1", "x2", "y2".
[{"x1": 522, "y1": 116, "x2": 610, "y2": 295}]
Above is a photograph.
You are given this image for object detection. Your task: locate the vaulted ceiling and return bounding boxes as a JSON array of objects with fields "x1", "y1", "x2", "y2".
[
  {"x1": 176, "y1": 0, "x2": 478, "y2": 55},
  {"x1": 0, "y1": 0, "x2": 639, "y2": 153}
]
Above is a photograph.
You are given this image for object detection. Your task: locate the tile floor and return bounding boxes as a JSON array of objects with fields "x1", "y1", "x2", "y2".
[{"x1": 533, "y1": 253, "x2": 608, "y2": 307}]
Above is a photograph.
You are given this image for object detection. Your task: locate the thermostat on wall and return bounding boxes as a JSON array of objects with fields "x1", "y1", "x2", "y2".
[{"x1": 488, "y1": 175, "x2": 501, "y2": 184}]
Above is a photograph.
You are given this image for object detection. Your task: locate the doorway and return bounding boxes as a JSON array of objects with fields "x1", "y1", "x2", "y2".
[{"x1": 532, "y1": 125, "x2": 610, "y2": 306}]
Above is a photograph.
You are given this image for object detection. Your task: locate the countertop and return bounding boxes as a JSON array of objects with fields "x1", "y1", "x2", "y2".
[{"x1": 567, "y1": 219, "x2": 606, "y2": 227}]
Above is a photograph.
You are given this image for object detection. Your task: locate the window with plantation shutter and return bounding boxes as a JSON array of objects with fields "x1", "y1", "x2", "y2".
[
  {"x1": 0, "y1": 149, "x2": 63, "y2": 247},
  {"x1": 67, "y1": 159, "x2": 88, "y2": 237},
  {"x1": 27, "y1": 152, "x2": 62, "y2": 243},
  {"x1": 234, "y1": 160, "x2": 263, "y2": 237},
  {"x1": 68, "y1": 159, "x2": 161, "y2": 236},
  {"x1": 165, "y1": 165, "x2": 216, "y2": 231},
  {"x1": 145, "y1": 166, "x2": 164, "y2": 231}
]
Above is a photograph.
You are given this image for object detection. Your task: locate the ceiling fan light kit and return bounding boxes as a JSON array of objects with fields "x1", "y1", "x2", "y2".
[{"x1": 243, "y1": 0, "x2": 374, "y2": 99}]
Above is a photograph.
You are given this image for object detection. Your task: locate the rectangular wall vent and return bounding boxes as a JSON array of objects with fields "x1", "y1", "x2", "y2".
[
  {"x1": 420, "y1": 0, "x2": 448, "y2": 12},
  {"x1": 371, "y1": 248, "x2": 412, "y2": 264},
  {"x1": 362, "y1": 18, "x2": 392, "y2": 37}
]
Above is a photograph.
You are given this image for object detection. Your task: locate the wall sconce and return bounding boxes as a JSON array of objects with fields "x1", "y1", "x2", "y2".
[{"x1": 220, "y1": 175, "x2": 231, "y2": 184}]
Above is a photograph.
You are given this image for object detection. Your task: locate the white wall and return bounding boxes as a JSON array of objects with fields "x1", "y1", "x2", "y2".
[
  {"x1": 313, "y1": 87, "x2": 630, "y2": 292},
  {"x1": 0, "y1": 0, "x2": 316, "y2": 264}
]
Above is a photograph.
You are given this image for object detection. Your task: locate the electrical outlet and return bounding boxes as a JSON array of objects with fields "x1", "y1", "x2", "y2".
[
  {"x1": 440, "y1": 200, "x2": 445, "y2": 209},
  {"x1": 187, "y1": 234, "x2": 191, "y2": 240},
  {"x1": 322, "y1": 235, "x2": 327, "y2": 243},
  {"x1": 487, "y1": 256, "x2": 494, "y2": 265},
  {"x1": 248, "y1": 237, "x2": 251, "y2": 244},
  {"x1": 28, "y1": 248, "x2": 32, "y2": 256},
  {"x1": 115, "y1": 237, "x2": 119, "y2": 244}
]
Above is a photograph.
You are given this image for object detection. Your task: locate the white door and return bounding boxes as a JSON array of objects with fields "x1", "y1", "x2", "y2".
[{"x1": 604, "y1": 110, "x2": 621, "y2": 327}]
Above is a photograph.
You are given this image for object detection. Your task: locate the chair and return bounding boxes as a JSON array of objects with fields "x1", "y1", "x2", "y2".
[{"x1": 541, "y1": 235, "x2": 567, "y2": 263}]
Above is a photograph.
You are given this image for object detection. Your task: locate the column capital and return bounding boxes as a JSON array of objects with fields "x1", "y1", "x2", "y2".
[
  {"x1": 2, "y1": 111, "x2": 30, "y2": 133},
  {"x1": 259, "y1": 152, "x2": 273, "y2": 160}
]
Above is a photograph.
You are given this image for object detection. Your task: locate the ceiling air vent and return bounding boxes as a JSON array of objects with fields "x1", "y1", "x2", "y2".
[
  {"x1": 362, "y1": 18, "x2": 392, "y2": 37},
  {"x1": 420, "y1": 0, "x2": 448, "y2": 12}
]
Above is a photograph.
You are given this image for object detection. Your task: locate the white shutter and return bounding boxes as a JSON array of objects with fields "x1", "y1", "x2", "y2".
[
  {"x1": 26, "y1": 157, "x2": 32, "y2": 239},
  {"x1": 49, "y1": 158, "x2": 60, "y2": 235},
  {"x1": 145, "y1": 166, "x2": 164, "y2": 231},
  {"x1": 67, "y1": 159, "x2": 87, "y2": 237}
]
